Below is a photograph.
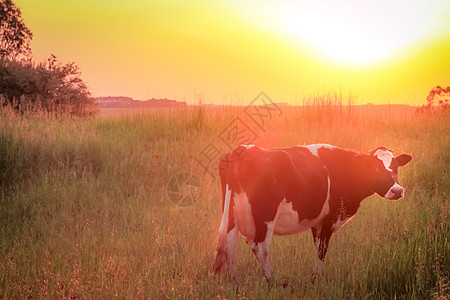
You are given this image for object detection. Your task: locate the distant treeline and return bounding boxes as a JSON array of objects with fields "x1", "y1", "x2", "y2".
[{"x1": 96, "y1": 96, "x2": 187, "y2": 108}]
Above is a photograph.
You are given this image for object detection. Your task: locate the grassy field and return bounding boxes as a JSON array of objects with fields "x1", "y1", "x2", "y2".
[{"x1": 0, "y1": 102, "x2": 449, "y2": 299}]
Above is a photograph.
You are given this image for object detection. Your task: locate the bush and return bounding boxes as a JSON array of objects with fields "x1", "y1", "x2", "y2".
[
  {"x1": 0, "y1": 55, "x2": 98, "y2": 116},
  {"x1": 415, "y1": 85, "x2": 450, "y2": 115}
]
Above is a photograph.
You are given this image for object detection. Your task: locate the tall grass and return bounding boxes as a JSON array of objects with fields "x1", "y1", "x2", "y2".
[{"x1": 0, "y1": 102, "x2": 448, "y2": 299}]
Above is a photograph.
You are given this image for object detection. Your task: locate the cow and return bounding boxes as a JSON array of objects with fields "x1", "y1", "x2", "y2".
[{"x1": 212, "y1": 144, "x2": 412, "y2": 284}]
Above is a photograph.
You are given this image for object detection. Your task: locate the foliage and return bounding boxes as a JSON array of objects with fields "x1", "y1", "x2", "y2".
[
  {"x1": 416, "y1": 85, "x2": 450, "y2": 115},
  {"x1": 0, "y1": 0, "x2": 32, "y2": 59},
  {"x1": 0, "y1": 55, "x2": 98, "y2": 116},
  {"x1": 0, "y1": 1, "x2": 95, "y2": 116}
]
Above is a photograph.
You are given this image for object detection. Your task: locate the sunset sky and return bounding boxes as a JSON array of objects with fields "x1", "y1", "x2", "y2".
[{"x1": 15, "y1": 0, "x2": 450, "y2": 105}]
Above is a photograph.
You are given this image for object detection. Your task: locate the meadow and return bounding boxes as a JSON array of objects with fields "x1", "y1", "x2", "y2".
[{"x1": 0, "y1": 100, "x2": 448, "y2": 299}]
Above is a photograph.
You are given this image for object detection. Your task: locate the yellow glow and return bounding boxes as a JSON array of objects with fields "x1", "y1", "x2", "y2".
[
  {"x1": 13, "y1": 0, "x2": 450, "y2": 105},
  {"x1": 230, "y1": 0, "x2": 449, "y2": 66},
  {"x1": 281, "y1": 13, "x2": 391, "y2": 65}
]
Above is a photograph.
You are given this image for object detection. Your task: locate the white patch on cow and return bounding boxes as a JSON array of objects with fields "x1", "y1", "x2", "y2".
[
  {"x1": 384, "y1": 182, "x2": 404, "y2": 199},
  {"x1": 306, "y1": 144, "x2": 335, "y2": 157},
  {"x1": 374, "y1": 149, "x2": 394, "y2": 172},
  {"x1": 312, "y1": 257, "x2": 323, "y2": 279},
  {"x1": 233, "y1": 192, "x2": 256, "y2": 244},
  {"x1": 226, "y1": 226, "x2": 239, "y2": 249},
  {"x1": 225, "y1": 226, "x2": 239, "y2": 275},
  {"x1": 252, "y1": 241, "x2": 272, "y2": 282},
  {"x1": 274, "y1": 175, "x2": 331, "y2": 235},
  {"x1": 242, "y1": 144, "x2": 255, "y2": 149},
  {"x1": 313, "y1": 236, "x2": 320, "y2": 251},
  {"x1": 273, "y1": 200, "x2": 300, "y2": 235},
  {"x1": 218, "y1": 184, "x2": 232, "y2": 236},
  {"x1": 332, "y1": 215, "x2": 355, "y2": 232},
  {"x1": 215, "y1": 185, "x2": 240, "y2": 278},
  {"x1": 251, "y1": 218, "x2": 278, "y2": 282}
]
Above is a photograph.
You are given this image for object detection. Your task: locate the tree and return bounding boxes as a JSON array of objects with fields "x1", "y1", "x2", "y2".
[
  {"x1": 0, "y1": 0, "x2": 32, "y2": 59},
  {"x1": 0, "y1": 1, "x2": 97, "y2": 116},
  {"x1": 0, "y1": 55, "x2": 98, "y2": 116},
  {"x1": 416, "y1": 86, "x2": 450, "y2": 115},
  {"x1": 426, "y1": 85, "x2": 450, "y2": 107},
  {"x1": 36, "y1": 54, "x2": 97, "y2": 116}
]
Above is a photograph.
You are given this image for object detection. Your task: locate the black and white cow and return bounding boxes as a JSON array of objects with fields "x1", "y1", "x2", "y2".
[{"x1": 212, "y1": 144, "x2": 412, "y2": 283}]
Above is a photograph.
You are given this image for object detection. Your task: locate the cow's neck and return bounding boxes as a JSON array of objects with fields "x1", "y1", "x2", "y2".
[{"x1": 328, "y1": 154, "x2": 375, "y2": 216}]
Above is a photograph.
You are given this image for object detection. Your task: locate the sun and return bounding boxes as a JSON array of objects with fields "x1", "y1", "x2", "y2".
[
  {"x1": 278, "y1": 9, "x2": 392, "y2": 65},
  {"x1": 230, "y1": 0, "x2": 446, "y2": 67}
]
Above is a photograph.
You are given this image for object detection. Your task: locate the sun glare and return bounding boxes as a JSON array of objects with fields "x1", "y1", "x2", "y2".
[
  {"x1": 229, "y1": 0, "x2": 447, "y2": 67},
  {"x1": 16, "y1": 0, "x2": 450, "y2": 103},
  {"x1": 279, "y1": 10, "x2": 392, "y2": 65}
]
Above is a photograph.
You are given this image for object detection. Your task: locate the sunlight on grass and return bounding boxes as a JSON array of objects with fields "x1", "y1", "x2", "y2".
[{"x1": 0, "y1": 102, "x2": 448, "y2": 298}]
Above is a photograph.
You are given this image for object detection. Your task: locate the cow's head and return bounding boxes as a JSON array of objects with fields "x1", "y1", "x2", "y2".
[{"x1": 368, "y1": 147, "x2": 412, "y2": 200}]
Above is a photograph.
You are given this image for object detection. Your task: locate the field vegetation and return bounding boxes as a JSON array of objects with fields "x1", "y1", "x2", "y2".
[{"x1": 0, "y1": 99, "x2": 449, "y2": 299}]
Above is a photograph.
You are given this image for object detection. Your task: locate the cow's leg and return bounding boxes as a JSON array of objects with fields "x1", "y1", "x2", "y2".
[
  {"x1": 311, "y1": 225, "x2": 332, "y2": 283},
  {"x1": 213, "y1": 186, "x2": 239, "y2": 280},
  {"x1": 251, "y1": 220, "x2": 276, "y2": 284},
  {"x1": 225, "y1": 225, "x2": 239, "y2": 279},
  {"x1": 213, "y1": 226, "x2": 239, "y2": 274}
]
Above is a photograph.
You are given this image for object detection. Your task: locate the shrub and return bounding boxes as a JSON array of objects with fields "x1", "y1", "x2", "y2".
[{"x1": 0, "y1": 55, "x2": 98, "y2": 116}]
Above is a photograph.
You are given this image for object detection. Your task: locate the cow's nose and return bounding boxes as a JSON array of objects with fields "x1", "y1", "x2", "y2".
[{"x1": 391, "y1": 187, "x2": 404, "y2": 199}]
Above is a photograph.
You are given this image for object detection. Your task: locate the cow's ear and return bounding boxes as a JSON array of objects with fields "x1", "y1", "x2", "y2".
[{"x1": 395, "y1": 154, "x2": 412, "y2": 167}]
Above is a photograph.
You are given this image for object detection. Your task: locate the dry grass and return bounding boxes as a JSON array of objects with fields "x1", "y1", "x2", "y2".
[{"x1": 0, "y1": 100, "x2": 448, "y2": 299}]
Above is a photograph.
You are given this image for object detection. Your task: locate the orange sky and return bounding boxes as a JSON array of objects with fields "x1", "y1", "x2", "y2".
[{"x1": 15, "y1": 0, "x2": 450, "y2": 105}]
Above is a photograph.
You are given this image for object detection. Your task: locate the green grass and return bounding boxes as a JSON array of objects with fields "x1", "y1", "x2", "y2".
[{"x1": 0, "y1": 105, "x2": 448, "y2": 299}]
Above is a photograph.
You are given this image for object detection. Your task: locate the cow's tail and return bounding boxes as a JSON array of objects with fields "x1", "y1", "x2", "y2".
[
  {"x1": 212, "y1": 182, "x2": 232, "y2": 274},
  {"x1": 213, "y1": 149, "x2": 242, "y2": 276}
]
